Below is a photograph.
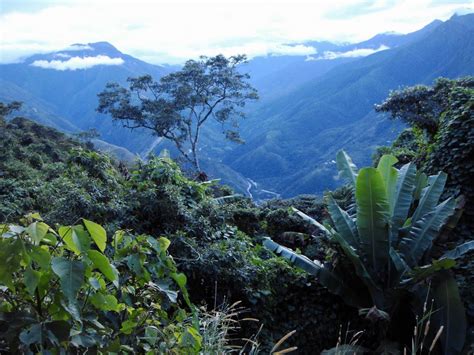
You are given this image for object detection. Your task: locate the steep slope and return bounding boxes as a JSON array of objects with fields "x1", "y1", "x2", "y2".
[{"x1": 223, "y1": 14, "x2": 474, "y2": 197}]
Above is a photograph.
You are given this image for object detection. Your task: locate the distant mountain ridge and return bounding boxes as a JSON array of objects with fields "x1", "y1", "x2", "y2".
[
  {"x1": 1, "y1": 14, "x2": 473, "y2": 198},
  {"x1": 220, "y1": 14, "x2": 474, "y2": 196},
  {"x1": 0, "y1": 42, "x2": 177, "y2": 156}
]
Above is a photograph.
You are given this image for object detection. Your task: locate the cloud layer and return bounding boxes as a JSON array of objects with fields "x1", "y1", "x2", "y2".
[
  {"x1": 31, "y1": 55, "x2": 124, "y2": 70},
  {"x1": 1, "y1": 0, "x2": 472, "y2": 64},
  {"x1": 307, "y1": 44, "x2": 390, "y2": 60}
]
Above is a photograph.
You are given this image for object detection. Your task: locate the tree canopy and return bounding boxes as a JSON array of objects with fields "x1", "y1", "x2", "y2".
[{"x1": 97, "y1": 54, "x2": 258, "y2": 172}]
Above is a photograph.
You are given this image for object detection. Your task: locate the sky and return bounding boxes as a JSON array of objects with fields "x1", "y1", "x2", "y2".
[{"x1": 1, "y1": 0, "x2": 472, "y2": 64}]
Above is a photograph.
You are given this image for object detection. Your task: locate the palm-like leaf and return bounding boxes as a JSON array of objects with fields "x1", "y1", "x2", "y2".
[
  {"x1": 400, "y1": 197, "x2": 455, "y2": 267},
  {"x1": 411, "y1": 172, "x2": 447, "y2": 225},
  {"x1": 432, "y1": 271, "x2": 467, "y2": 355},
  {"x1": 326, "y1": 194, "x2": 358, "y2": 248},
  {"x1": 291, "y1": 207, "x2": 332, "y2": 236},
  {"x1": 442, "y1": 240, "x2": 474, "y2": 260},
  {"x1": 390, "y1": 163, "x2": 416, "y2": 245},
  {"x1": 355, "y1": 168, "x2": 390, "y2": 271},
  {"x1": 331, "y1": 232, "x2": 382, "y2": 308},
  {"x1": 263, "y1": 238, "x2": 364, "y2": 308},
  {"x1": 376, "y1": 155, "x2": 398, "y2": 214},
  {"x1": 336, "y1": 150, "x2": 358, "y2": 186}
]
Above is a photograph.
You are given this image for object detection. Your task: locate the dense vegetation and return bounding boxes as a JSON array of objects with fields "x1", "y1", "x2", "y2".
[{"x1": 1, "y1": 76, "x2": 473, "y2": 354}]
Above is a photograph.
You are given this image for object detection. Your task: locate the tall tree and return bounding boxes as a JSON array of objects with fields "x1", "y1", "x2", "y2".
[{"x1": 97, "y1": 54, "x2": 258, "y2": 171}]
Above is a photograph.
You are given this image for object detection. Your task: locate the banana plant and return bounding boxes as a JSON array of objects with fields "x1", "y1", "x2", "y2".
[{"x1": 264, "y1": 151, "x2": 473, "y2": 354}]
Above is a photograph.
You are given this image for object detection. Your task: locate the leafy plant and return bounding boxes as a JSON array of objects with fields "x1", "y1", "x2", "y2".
[
  {"x1": 264, "y1": 152, "x2": 474, "y2": 353},
  {"x1": 0, "y1": 214, "x2": 200, "y2": 353}
]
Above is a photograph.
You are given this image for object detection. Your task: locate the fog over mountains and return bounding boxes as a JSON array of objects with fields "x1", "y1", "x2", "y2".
[{"x1": 1, "y1": 13, "x2": 473, "y2": 198}]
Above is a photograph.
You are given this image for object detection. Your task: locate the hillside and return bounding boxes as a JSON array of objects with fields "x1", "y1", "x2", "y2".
[
  {"x1": 0, "y1": 15, "x2": 473, "y2": 198},
  {"x1": 222, "y1": 13, "x2": 474, "y2": 196}
]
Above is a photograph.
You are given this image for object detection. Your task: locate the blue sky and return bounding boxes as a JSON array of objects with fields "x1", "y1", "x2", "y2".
[{"x1": 1, "y1": 0, "x2": 472, "y2": 64}]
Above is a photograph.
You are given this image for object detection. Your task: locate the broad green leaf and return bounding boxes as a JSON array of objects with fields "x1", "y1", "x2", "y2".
[
  {"x1": 377, "y1": 155, "x2": 398, "y2": 213},
  {"x1": 59, "y1": 226, "x2": 91, "y2": 255},
  {"x1": 336, "y1": 150, "x2": 358, "y2": 186},
  {"x1": 263, "y1": 238, "x2": 364, "y2": 308},
  {"x1": 179, "y1": 326, "x2": 202, "y2": 352},
  {"x1": 24, "y1": 267, "x2": 41, "y2": 296},
  {"x1": 400, "y1": 198, "x2": 455, "y2": 267},
  {"x1": 19, "y1": 323, "x2": 42, "y2": 346},
  {"x1": 83, "y1": 219, "x2": 107, "y2": 252},
  {"x1": 51, "y1": 257, "x2": 85, "y2": 301},
  {"x1": 90, "y1": 293, "x2": 119, "y2": 311},
  {"x1": 389, "y1": 248, "x2": 409, "y2": 284},
  {"x1": 158, "y1": 237, "x2": 171, "y2": 252},
  {"x1": 326, "y1": 194, "x2": 358, "y2": 248},
  {"x1": 87, "y1": 250, "x2": 118, "y2": 284},
  {"x1": 120, "y1": 319, "x2": 137, "y2": 335},
  {"x1": 413, "y1": 171, "x2": 428, "y2": 201},
  {"x1": 171, "y1": 272, "x2": 187, "y2": 289},
  {"x1": 30, "y1": 246, "x2": 51, "y2": 269},
  {"x1": 331, "y1": 232, "x2": 382, "y2": 308},
  {"x1": 291, "y1": 207, "x2": 332, "y2": 236},
  {"x1": 356, "y1": 168, "x2": 390, "y2": 271},
  {"x1": 442, "y1": 241, "x2": 474, "y2": 260},
  {"x1": 26, "y1": 222, "x2": 50, "y2": 244},
  {"x1": 432, "y1": 271, "x2": 466, "y2": 354},
  {"x1": 89, "y1": 277, "x2": 104, "y2": 290},
  {"x1": 144, "y1": 326, "x2": 159, "y2": 345},
  {"x1": 411, "y1": 172, "x2": 447, "y2": 225},
  {"x1": 391, "y1": 163, "x2": 416, "y2": 243},
  {"x1": 61, "y1": 299, "x2": 82, "y2": 322}
]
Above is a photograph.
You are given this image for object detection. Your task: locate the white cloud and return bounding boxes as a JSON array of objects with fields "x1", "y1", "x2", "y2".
[
  {"x1": 0, "y1": 0, "x2": 472, "y2": 64},
  {"x1": 315, "y1": 44, "x2": 390, "y2": 60},
  {"x1": 30, "y1": 55, "x2": 124, "y2": 70}
]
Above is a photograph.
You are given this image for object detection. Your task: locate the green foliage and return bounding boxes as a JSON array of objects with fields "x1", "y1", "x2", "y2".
[
  {"x1": 371, "y1": 78, "x2": 474, "y2": 349},
  {"x1": 375, "y1": 77, "x2": 473, "y2": 136},
  {"x1": 97, "y1": 54, "x2": 258, "y2": 171},
  {"x1": 0, "y1": 216, "x2": 200, "y2": 353},
  {"x1": 265, "y1": 151, "x2": 473, "y2": 353},
  {"x1": 0, "y1": 118, "x2": 126, "y2": 225}
]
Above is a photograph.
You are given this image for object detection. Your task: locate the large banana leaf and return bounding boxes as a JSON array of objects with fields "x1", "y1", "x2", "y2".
[
  {"x1": 377, "y1": 155, "x2": 398, "y2": 214},
  {"x1": 413, "y1": 171, "x2": 428, "y2": 201},
  {"x1": 411, "y1": 172, "x2": 447, "y2": 225},
  {"x1": 400, "y1": 198, "x2": 455, "y2": 267},
  {"x1": 389, "y1": 247, "x2": 410, "y2": 285},
  {"x1": 291, "y1": 207, "x2": 332, "y2": 236},
  {"x1": 442, "y1": 240, "x2": 474, "y2": 260},
  {"x1": 432, "y1": 271, "x2": 466, "y2": 355},
  {"x1": 263, "y1": 238, "x2": 364, "y2": 308},
  {"x1": 263, "y1": 238, "x2": 319, "y2": 275},
  {"x1": 355, "y1": 168, "x2": 390, "y2": 271},
  {"x1": 331, "y1": 232, "x2": 381, "y2": 308},
  {"x1": 326, "y1": 194, "x2": 358, "y2": 248},
  {"x1": 336, "y1": 150, "x2": 358, "y2": 186},
  {"x1": 390, "y1": 163, "x2": 416, "y2": 245}
]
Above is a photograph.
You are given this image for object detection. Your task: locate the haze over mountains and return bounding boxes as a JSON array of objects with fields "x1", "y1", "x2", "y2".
[{"x1": 1, "y1": 13, "x2": 473, "y2": 198}]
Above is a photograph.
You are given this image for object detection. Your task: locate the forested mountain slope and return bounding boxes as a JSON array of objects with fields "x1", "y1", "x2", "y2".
[
  {"x1": 1, "y1": 15, "x2": 472, "y2": 197},
  {"x1": 223, "y1": 14, "x2": 474, "y2": 196}
]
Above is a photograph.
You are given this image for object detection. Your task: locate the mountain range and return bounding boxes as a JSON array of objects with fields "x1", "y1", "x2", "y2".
[{"x1": 1, "y1": 13, "x2": 473, "y2": 198}]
